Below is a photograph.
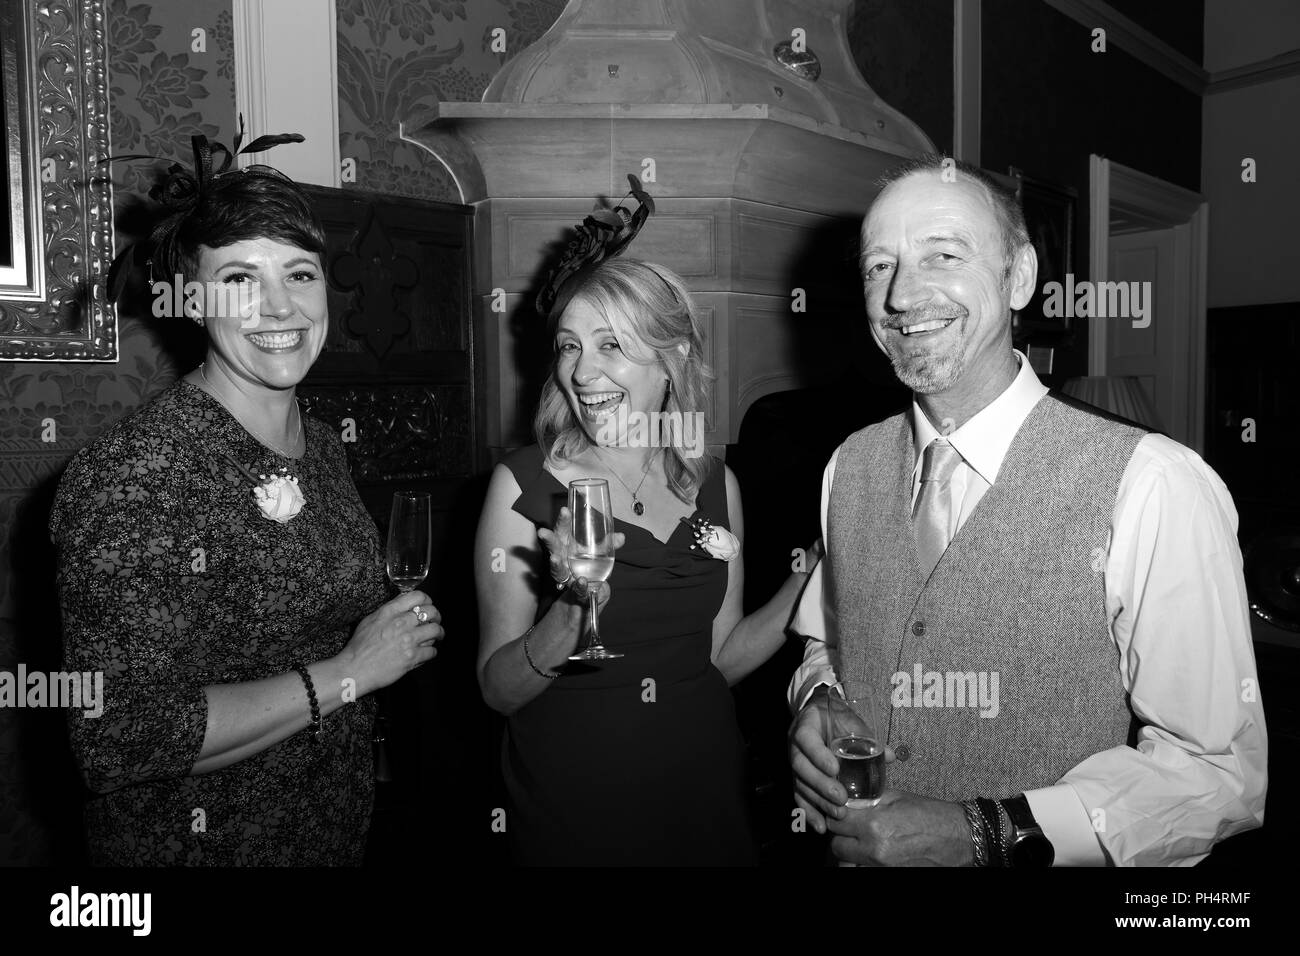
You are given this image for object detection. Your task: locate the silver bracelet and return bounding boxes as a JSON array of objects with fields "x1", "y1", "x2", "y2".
[
  {"x1": 523, "y1": 624, "x2": 561, "y2": 680},
  {"x1": 961, "y1": 800, "x2": 990, "y2": 867}
]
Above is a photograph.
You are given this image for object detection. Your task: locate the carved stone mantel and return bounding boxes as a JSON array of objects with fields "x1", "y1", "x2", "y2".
[
  {"x1": 402, "y1": 0, "x2": 934, "y2": 452},
  {"x1": 410, "y1": 102, "x2": 922, "y2": 216}
]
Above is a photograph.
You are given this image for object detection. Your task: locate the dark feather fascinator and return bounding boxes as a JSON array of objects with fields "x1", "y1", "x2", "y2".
[
  {"x1": 536, "y1": 173, "x2": 656, "y2": 320},
  {"x1": 100, "y1": 116, "x2": 305, "y2": 301}
]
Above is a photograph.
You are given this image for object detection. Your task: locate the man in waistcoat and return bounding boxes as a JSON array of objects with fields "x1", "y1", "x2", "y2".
[{"x1": 786, "y1": 156, "x2": 1266, "y2": 866}]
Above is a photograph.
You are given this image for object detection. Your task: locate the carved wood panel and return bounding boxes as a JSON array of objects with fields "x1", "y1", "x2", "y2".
[
  {"x1": 297, "y1": 384, "x2": 472, "y2": 483},
  {"x1": 298, "y1": 185, "x2": 479, "y2": 509}
]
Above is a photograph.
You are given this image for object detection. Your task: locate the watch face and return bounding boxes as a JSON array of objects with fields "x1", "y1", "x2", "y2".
[{"x1": 1011, "y1": 834, "x2": 1055, "y2": 868}]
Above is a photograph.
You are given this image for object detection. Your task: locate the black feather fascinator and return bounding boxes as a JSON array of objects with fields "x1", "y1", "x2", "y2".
[
  {"x1": 99, "y1": 116, "x2": 305, "y2": 301},
  {"x1": 536, "y1": 173, "x2": 656, "y2": 320}
]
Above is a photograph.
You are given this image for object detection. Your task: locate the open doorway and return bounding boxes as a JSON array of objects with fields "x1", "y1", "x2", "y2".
[{"x1": 1088, "y1": 156, "x2": 1209, "y2": 452}]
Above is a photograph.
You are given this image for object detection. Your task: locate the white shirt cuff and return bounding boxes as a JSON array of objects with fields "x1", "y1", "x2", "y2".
[
  {"x1": 1024, "y1": 784, "x2": 1108, "y2": 867},
  {"x1": 789, "y1": 669, "x2": 835, "y2": 714}
]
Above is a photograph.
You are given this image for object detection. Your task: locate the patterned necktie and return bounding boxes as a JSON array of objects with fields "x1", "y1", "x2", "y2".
[{"x1": 913, "y1": 439, "x2": 963, "y2": 578}]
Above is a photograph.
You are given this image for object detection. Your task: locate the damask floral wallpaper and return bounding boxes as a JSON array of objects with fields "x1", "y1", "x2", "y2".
[{"x1": 336, "y1": 0, "x2": 564, "y2": 201}]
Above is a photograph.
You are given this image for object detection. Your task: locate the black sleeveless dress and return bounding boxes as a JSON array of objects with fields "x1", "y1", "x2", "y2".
[{"x1": 500, "y1": 446, "x2": 757, "y2": 866}]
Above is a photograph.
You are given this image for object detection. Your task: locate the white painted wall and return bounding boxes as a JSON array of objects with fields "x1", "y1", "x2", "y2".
[{"x1": 233, "y1": 0, "x2": 340, "y2": 187}]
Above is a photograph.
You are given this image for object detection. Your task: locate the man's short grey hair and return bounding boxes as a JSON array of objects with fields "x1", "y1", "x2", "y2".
[{"x1": 873, "y1": 154, "x2": 1031, "y2": 280}]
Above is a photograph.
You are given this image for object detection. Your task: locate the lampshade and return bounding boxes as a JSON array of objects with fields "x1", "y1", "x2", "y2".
[{"x1": 1061, "y1": 376, "x2": 1164, "y2": 432}]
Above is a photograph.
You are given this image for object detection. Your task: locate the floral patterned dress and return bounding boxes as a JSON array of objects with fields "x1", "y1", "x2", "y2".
[{"x1": 49, "y1": 379, "x2": 387, "y2": 866}]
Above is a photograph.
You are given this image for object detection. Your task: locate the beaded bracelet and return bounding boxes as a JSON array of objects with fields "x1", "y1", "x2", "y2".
[
  {"x1": 975, "y1": 797, "x2": 1006, "y2": 867},
  {"x1": 523, "y1": 625, "x2": 561, "y2": 680},
  {"x1": 961, "y1": 800, "x2": 990, "y2": 867},
  {"x1": 292, "y1": 663, "x2": 322, "y2": 742}
]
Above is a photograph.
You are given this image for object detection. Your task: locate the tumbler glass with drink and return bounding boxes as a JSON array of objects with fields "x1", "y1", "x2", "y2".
[{"x1": 826, "y1": 680, "x2": 886, "y2": 807}]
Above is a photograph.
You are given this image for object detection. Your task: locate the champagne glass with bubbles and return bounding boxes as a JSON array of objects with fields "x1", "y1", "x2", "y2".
[
  {"x1": 387, "y1": 492, "x2": 431, "y2": 593},
  {"x1": 566, "y1": 479, "x2": 623, "y2": 661}
]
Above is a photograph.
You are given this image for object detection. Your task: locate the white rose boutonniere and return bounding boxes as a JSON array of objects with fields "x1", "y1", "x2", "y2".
[
  {"x1": 220, "y1": 454, "x2": 307, "y2": 525},
  {"x1": 683, "y1": 516, "x2": 740, "y2": 562},
  {"x1": 253, "y1": 472, "x2": 306, "y2": 524}
]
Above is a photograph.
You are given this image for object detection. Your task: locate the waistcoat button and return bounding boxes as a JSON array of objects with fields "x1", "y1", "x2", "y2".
[
  {"x1": 895, "y1": 744, "x2": 912, "y2": 761},
  {"x1": 911, "y1": 620, "x2": 926, "y2": 636}
]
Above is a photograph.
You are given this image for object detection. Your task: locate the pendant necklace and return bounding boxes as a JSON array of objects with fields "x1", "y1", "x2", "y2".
[
  {"x1": 595, "y1": 446, "x2": 659, "y2": 516},
  {"x1": 200, "y1": 363, "x2": 302, "y2": 459}
]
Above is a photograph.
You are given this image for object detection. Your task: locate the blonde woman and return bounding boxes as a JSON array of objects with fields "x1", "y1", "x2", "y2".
[{"x1": 475, "y1": 215, "x2": 818, "y2": 865}]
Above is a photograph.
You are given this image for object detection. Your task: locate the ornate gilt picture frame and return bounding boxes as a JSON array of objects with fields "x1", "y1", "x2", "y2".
[{"x1": 0, "y1": 0, "x2": 116, "y2": 361}]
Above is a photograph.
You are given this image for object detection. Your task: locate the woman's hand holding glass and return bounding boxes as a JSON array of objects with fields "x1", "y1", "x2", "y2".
[
  {"x1": 537, "y1": 506, "x2": 626, "y2": 610},
  {"x1": 335, "y1": 589, "x2": 444, "y2": 698}
]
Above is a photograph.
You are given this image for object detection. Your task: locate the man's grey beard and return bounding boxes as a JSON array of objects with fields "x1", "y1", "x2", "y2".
[{"x1": 887, "y1": 335, "x2": 968, "y2": 393}]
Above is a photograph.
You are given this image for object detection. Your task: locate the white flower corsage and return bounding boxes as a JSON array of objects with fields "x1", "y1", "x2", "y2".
[
  {"x1": 253, "y1": 472, "x2": 306, "y2": 524},
  {"x1": 683, "y1": 516, "x2": 740, "y2": 562}
]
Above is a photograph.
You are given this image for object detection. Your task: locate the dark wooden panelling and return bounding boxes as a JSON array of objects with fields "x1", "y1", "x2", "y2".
[{"x1": 298, "y1": 385, "x2": 472, "y2": 483}]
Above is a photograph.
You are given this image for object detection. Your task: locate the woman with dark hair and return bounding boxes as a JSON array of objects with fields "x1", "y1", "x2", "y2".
[
  {"x1": 474, "y1": 183, "x2": 819, "y2": 865},
  {"x1": 49, "y1": 133, "x2": 443, "y2": 865}
]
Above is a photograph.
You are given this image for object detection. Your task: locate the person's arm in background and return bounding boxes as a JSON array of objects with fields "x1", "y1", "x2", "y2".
[
  {"x1": 788, "y1": 450, "x2": 848, "y2": 834},
  {"x1": 1024, "y1": 435, "x2": 1267, "y2": 866},
  {"x1": 788, "y1": 561, "x2": 837, "y2": 711},
  {"x1": 787, "y1": 449, "x2": 839, "y2": 711},
  {"x1": 711, "y1": 466, "x2": 821, "y2": 685}
]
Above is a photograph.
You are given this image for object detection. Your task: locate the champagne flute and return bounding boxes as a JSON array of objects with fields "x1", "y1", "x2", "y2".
[
  {"x1": 387, "y1": 491, "x2": 431, "y2": 592},
  {"x1": 378, "y1": 491, "x2": 429, "y2": 785},
  {"x1": 566, "y1": 478, "x2": 623, "y2": 661},
  {"x1": 826, "y1": 680, "x2": 886, "y2": 807}
]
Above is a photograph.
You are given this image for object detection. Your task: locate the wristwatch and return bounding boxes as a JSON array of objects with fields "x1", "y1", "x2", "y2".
[{"x1": 999, "y1": 794, "x2": 1054, "y2": 867}]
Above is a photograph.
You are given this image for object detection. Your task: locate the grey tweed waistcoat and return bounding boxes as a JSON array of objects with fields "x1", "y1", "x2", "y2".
[{"x1": 827, "y1": 393, "x2": 1147, "y2": 802}]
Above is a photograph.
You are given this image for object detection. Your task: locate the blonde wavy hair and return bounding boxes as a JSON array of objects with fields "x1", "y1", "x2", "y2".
[{"x1": 533, "y1": 258, "x2": 714, "y2": 504}]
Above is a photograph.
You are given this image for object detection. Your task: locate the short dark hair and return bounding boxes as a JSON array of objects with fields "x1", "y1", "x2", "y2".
[
  {"x1": 872, "y1": 154, "x2": 1030, "y2": 279},
  {"x1": 151, "y1": 169, "x2": 326, "y2": 283}
]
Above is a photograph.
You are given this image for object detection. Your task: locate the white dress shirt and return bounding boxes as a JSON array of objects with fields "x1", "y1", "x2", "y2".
[{"x1": 789, "y1": 350, "x2": 1267, "y2": 866}]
